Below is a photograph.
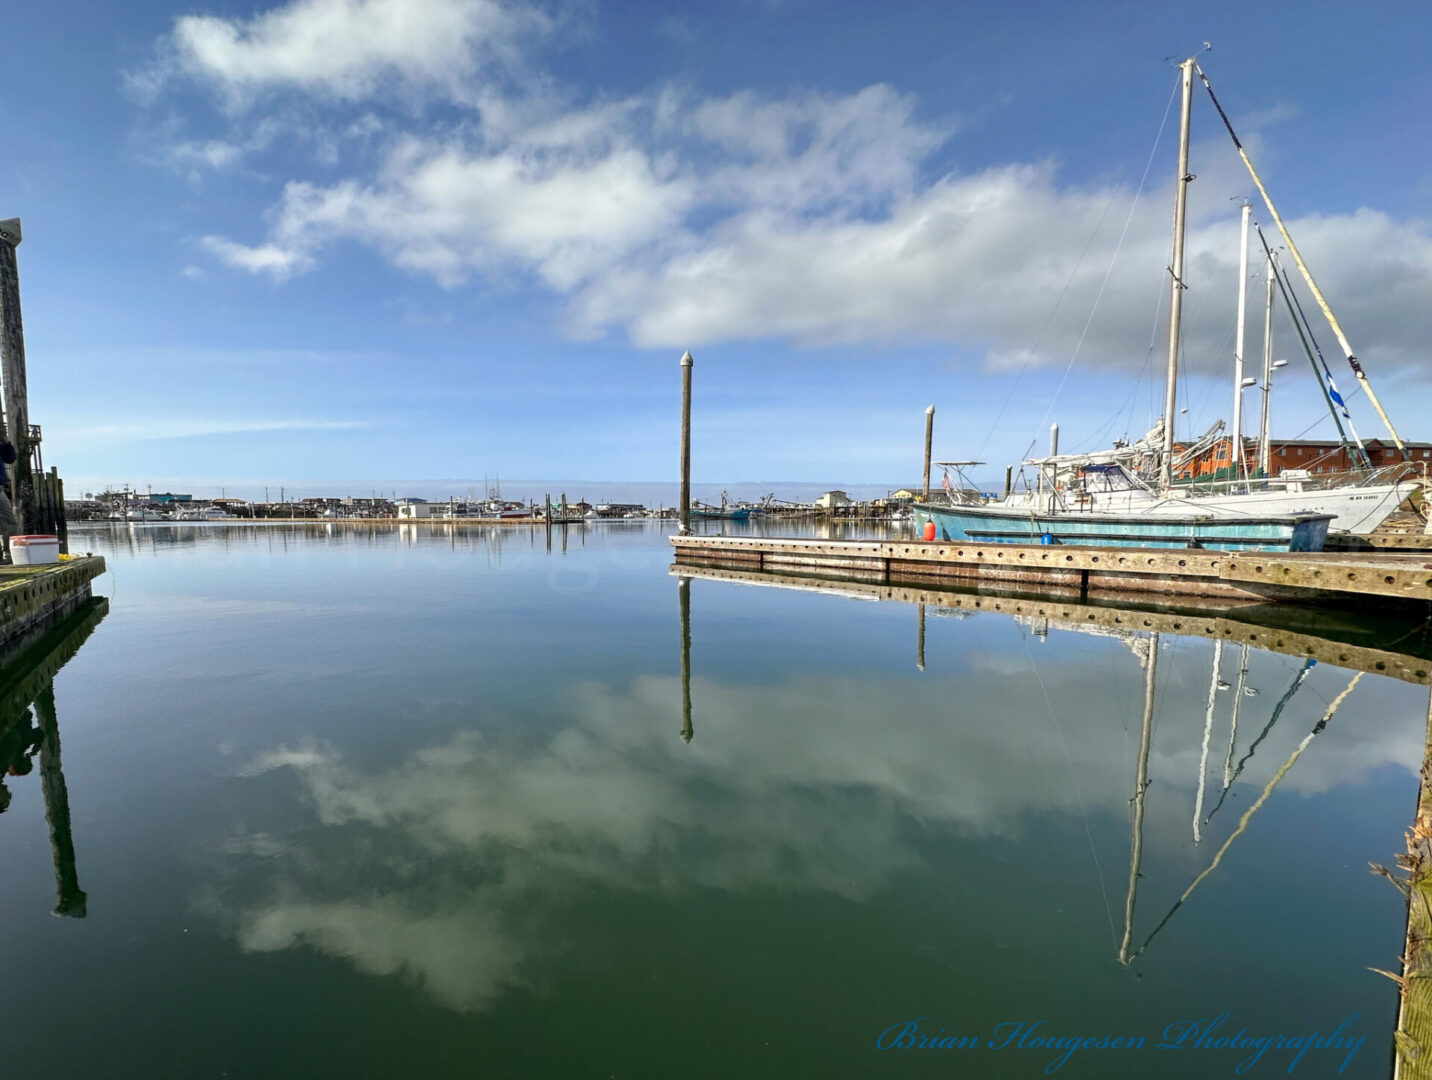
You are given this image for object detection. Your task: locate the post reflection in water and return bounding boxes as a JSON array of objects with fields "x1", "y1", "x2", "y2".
[
  {"x1": 916, "y1": 602, "x2": 926, "y2": 671},
  {"x1": 0, "y1": 597, "x2": 107, "y2": 918},
  {"x1": 679, "y1": 575, "x2": 693, "y2": 744},
  {"x1": 34, "y1": 683, "x2": 86, "y2": 917}
]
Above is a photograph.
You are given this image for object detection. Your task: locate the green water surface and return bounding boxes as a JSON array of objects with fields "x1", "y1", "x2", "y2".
[{"x1": 0, "y1": 521, "x2": 1422, "y2": 1078}]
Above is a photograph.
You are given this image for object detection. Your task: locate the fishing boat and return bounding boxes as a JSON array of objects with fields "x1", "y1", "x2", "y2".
[
  {"x1": 917, "y1": 57, "x2": 1417, "y2": 552},
  {"x1": 922, "y1": 504, "x2": 1331, "y2": 551},
  {"x1": 690, "y1": 506, "x2": 751, "y2": 521},
  {"x1": 690, "y1": 491, "x2": 752, "y2": 521}
]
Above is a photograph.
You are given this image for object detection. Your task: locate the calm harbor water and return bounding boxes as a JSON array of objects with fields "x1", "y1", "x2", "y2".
[{"x1": 1, "y1": 520, "x2": 1425, "y2": 1078}]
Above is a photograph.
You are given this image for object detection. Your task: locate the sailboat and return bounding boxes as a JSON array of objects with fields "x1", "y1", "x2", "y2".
[{"x1": 917, "y1": 57, "x2": 1417, "y2": 551}]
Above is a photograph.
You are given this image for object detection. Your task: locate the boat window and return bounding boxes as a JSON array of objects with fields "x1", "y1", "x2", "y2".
[{"x1": 1077, "y1": 463, "x2": 1143, "y2": 492}]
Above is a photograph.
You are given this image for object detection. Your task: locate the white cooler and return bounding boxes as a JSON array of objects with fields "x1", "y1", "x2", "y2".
[{"x1": 11, "y1": 534, "x2": 60, "y2": 565}]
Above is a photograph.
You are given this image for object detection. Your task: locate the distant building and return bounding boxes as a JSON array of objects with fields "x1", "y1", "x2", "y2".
[
  {"x1": 1176, "y1": 437, "x2": 1432, "y2": 479},
  {"x1": 816, "y1": 490, "x2": 853, "y2": 509},
  {"x1": 889, "y1": 488, "x2": 922, "y2": 502},
  {"x1": 397, "y1": 502, "x2": 432, "y2": 519}
]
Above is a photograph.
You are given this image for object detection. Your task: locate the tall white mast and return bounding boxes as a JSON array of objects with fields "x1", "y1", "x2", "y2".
[
  {"x1": 1231, "y1": 202, "x2": 1250, "y2": 482},
  {"x1": 1159, "y1": 58, "x2": 1196, "y2": 490},
  {"x1": 1258, "y1": 253, "x2": 1274, "y2": 475}
]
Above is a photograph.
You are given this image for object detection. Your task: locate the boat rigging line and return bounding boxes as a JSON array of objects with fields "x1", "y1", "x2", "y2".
[
  {"x1": 976, "y1": 70, "x2": 1181, "y2": 463},
  {"x1": 1194, "y1": 62, "x2": 1408, "y2": 457},
  {"x1": 1252, "y1": 226, "x2": 1367, "y2": 470},
  {"x1": 1274, "y1": 234, "x2": 1371, "y2": 466},
  {"x1": 1020, "y1": 631, "x2": 1118, "y2": 946},
  {"x1": 1123, "y1": 670, "x2": 1360, "y2": 965},
  {"x1": 1204, "y1": 658, "x2": 1316, "y2": 824}
]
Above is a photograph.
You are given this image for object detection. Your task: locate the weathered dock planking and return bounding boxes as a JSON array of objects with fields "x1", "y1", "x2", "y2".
[
  {"x1": 0, "y1": 556, "x2": 107, "y2": 650},
  {"x1": 1391, "y1": 689, "x2": 1432, "y2": 1080},
  {"x1": 671, "y1": 535, "x2": 1432, "y2": 606},
  {"x1": 670, "y1": 561, "x2": 1432, "y2": 686}
]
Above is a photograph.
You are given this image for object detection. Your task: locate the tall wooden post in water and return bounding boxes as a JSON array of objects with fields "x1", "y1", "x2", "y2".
[
  {"x1": 0, "y1": 218, "x2": 32, "y2": 527},
  {"x1": 921, "y1": 405, "x2": 935, "y2": 501},
  {"x1": 679, "y1": 350, "x2": 693, "y2": 534}
]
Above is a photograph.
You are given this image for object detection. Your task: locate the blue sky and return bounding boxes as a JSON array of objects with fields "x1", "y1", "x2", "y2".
[{"x1": 4, "y1": 0, "x2": 1431, "y2": 500}]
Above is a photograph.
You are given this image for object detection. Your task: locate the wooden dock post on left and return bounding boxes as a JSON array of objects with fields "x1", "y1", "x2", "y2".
[
  {"x1": 679, "y1": 350, "x2": 693, "y2": 534},
  {"x1": 0, "y1": 218, "x2": 32, "y2": 531}
]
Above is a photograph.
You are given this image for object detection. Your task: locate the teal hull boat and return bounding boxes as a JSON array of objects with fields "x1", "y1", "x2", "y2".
[{"x1": 912, "y1": 503, "x2": 1332, "y2": 552}]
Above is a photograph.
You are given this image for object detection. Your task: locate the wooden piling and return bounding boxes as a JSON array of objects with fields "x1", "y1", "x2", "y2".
[
  {"x1": 0, "y1": 218, "x2": 31, "y2": 528},
  {"x1": 922, "y1": 405, "x2": 935, "y2": 501},
  {"x1": 1004, "y1": 466, "x2": 1013, "y2": 500},
  {"x1": 680, "y1": 351, "x2": 693, "y2": 534}
]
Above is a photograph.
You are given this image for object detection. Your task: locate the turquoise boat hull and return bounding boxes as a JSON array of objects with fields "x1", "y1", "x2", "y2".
[
  {"x1": 690, "y1": 508, "x2": 752, "y2": 521},
  {"x1": 912, "y1": 503, "x2": 1331, "y2": 552}
]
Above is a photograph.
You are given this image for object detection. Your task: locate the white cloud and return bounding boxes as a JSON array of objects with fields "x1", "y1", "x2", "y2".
[
  {"x1": 156, "y1": 0, "x2": 550, "y2": 107},
  {"x1": 143, "y1": 0, "x2": 1432, "y2": 375},
  {"x1": 202, "y1": 235, "x2": 316, "y2": 279},
  {"x1": 201, "y1": 633, "x2": 1421, "y2": 1012},
  {"x1": 65, "y1": 417, "x2": 371, "y2": 441}
]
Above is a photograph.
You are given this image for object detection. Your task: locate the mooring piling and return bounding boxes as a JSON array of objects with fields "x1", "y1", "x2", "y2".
[
  {"x1": 0, "y1": 217, "x2": 32, "y2": 529},
  {"x1": 922, "y1": 405, "x2": 935, "y2": 501},
  {"x1": 680, "y1": 350, "x2": 693, "y2": 534}
]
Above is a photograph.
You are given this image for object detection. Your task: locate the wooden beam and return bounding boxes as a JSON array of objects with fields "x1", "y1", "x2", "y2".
[{"x1": 0, "y1": 218, "x2": 31, "y2": 527}]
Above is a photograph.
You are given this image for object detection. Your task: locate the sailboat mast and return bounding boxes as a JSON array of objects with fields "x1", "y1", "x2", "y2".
[
  {"x1": 1231, "y1": 203, "x2": 1250, "y2": 481},
  {"x1": 1159, "y1": 58, "x2": 1196, "y2": 490},
  {"x1": 1195, "y1": 63, "x2": 1407, "y2": 457},
  {"x1": 1259, "y1": 255, "x2": 1274, "y2": 475}
]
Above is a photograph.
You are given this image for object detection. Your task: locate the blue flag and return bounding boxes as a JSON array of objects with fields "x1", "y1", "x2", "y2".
[{"x1": 1326, "y1": 376, "x2": 1349, "y2": 415}]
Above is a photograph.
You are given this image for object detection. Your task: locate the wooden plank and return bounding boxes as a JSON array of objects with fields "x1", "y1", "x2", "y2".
[
  {"x1": 1393, "y1": 688, "x2": 1432, "y2": 1078},
  {"x1": 670, "y1": 562, "x2": 1431, "y2": 685},
  {"x1": 671, "y1": 535, "x2": 1432, "y2": 605}
]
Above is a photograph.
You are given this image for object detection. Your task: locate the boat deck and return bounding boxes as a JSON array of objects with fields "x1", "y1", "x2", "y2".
[{"x1": 670, "y1": 534, "x2": 1432, "y2": 606}]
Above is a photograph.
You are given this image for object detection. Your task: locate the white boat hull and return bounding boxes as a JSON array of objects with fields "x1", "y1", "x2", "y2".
[{"x1": 1040, "y1": 480, "x2": 1418, "y2": 535}]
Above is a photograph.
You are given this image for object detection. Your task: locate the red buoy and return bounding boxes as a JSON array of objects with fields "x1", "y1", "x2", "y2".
[{"x1": 922, "y1": 520, "x2": 936, "y2": 542}]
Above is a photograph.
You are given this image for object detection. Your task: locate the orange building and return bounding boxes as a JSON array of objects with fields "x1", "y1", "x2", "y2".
[{"x1": 1175, "y1": 437, "x2": 1432, "y2": 480}]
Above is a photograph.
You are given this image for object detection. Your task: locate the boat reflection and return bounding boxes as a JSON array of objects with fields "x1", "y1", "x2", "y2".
[
  {"x1": 0, "y1": 597, "x2": 108, "y2": 917},
  {"x1": 673, "y1": 560, "x2": 1427, "y2": 970}
]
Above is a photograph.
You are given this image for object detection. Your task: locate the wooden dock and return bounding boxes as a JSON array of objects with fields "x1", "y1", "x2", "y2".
[
  {"x1": 671, "y1": 561, "x2": 1431, "y2": 686},
  {"x1": 671, "y1": 535, "x2": 1432, "y2": 606},
  {"x1": 0, "y1": 556, "x2": 107, "y2": 650}
]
